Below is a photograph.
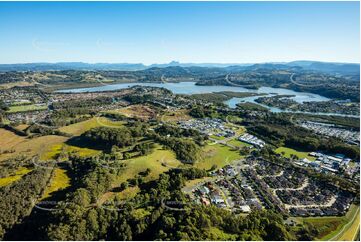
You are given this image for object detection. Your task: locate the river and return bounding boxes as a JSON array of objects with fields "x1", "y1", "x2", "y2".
[{"x1": 56, "y1": 82, "x2": 358, "y2": 117}]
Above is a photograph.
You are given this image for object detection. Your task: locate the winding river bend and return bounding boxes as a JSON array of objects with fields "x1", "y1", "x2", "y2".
[{"x1": 56, "y1": 82, "x2": 358, "y2": 118}]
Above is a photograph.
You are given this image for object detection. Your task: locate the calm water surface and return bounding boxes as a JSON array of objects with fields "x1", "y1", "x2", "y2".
[
  {"x1": 57, "y1": 81, "x2": 328, "y2": 103},
  {"x1": 56, "y1": 82, "x2": 357, "y2": 117}
]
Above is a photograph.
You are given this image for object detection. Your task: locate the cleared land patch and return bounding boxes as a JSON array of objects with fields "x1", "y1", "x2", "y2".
[
  {"x1": 0, "y1": 128, "x2": 27, "y2": 154},
  {"x1": 0, "y1": 128, "x2": 67, "y2": 161},
  {"x1": 160, "y1": 109, "x2": 192, "y2": 123},
  {"x1": 98, "y1": 144, "x2": 182, "y2": 204},
  {"x1": 6, "y1": 104, "x2": 47, "y2": 113},
  {"x1": 59, "y1": 117, "x2": 123, "y2": 136},
  {"x1": 41, "y1": 143, "x2": 100, "y2": 160},
  {"x1": 112, "y1": 104, "x2": 158, "y2": 121},
  {"x1": 40, "y1": 168, "x2": 71, "y2": 200},
  {"x1": 275, "y1": 146, "x2": 316, "y2": 161},
  {"x1": 226, "y1": 139, "x2": 252, "y2": 148},
  {"x1": 0, "y1": 167, "x2": 32, "y2": 187},
  {"x1": 118, "y1": 144, "x2": 182, "y2": 183},
  {"x1": 58, "y1": 118, "x2": 101, "y2": 136},
  {"x1": 196, "y1": 143, "x2": 243, "y2": 170}
]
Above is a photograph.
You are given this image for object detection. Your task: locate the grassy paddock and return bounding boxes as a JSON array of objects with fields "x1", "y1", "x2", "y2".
[
  {"x1": 160, "y1": 109, "x2": 192, "y2": 123},
  {"x1": 275, "y1": 146, "x2": 316, "y2": 161},
  {"x1": 7, "y1": 104, "x2": 47, "y2": 113},
  {"x1": 227, "y1": 139, "x2": 251, "y2": 148},
  {"x1": 98, "y1": 144, "x2": 182, "y2": 204},
  {"x1": 59, "y1": 117, "x2": 124, "y2": 136},
  {"x1": 196, "y1": 143, "x2": 243, "y2": 170},
  {"x1": 0, "y1": 130, "x2": 68, "y2": 161}
]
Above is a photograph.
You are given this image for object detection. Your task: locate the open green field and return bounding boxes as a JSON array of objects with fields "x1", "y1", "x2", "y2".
[
  {"x1": 107, "y1": 104, "x2": 157, "y2": 121},
  {"x1": 210, "y1": 135, "x2": 226, "y2": 140},
  {"x1": 98, "y1": 144, "x2": 182, "y2": 203},
  {"x1": 6, "y1": 104, "x2": 47, "y2": 113},
  {"x1": 11, "y1": 100, "x2": 32, "y2": 105},
  {"x1": 58, "y1": 116, "x2": 124, "y2": 136},
  {"x1": 296, "y1": 205, "x2": 360, "y2": 241},
  {"x1": 58, "y1": 117, "x2": 101, "y2": 136},
  {"x1": 117, "y1": 144, "x2": 182, "y2": 183},
  {"x1": 0, "y1": 167, "x2": 32, "y2": 187},
  {"x1": 227, "y1": 139, "x2": 252, "y2": 148},
  {"x1": 41, "y1": 143, "x2": 100, "y2": 160},
  {"x1": 275, "y1": 146, "x2": 316, "y2": 161},
  {"x1": 0, "y1": 127, "x2": 68, "y2": 161},
  {"x1": 160, "y1": 109, "x2": 191, "y2": 123},
  {"x1": 196, "y1": 143, "x2": 243, "y2": 170},
  {"x1": 40, "y1": 168, "x2": 71, "y2": 200}
]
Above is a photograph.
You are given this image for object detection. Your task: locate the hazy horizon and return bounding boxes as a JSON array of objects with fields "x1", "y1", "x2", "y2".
[
  {"x1": 0, "y1": 2, "x2": 359, "y2": 64},
  {"x1": 0, "y1": 59, "x2": 359, "y2": 65}
]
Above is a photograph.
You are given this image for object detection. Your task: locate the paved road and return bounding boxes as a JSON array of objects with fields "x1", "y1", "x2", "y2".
[
  {"x1": 328, "y1": 206, "x2": 360, "y2": 241},
  {"x1": 208, "y1": 135, "x2": 237, "y2": 149},
  {"x1": 181, "y1": 177, "x2": 217, "y2": 194},
  {"x1": 160, "y1": 74, "x2": 168, "y2": 84},
  {"x1": 272, "y1": 178, "x2": 309, "y2": 192},
  {"x1": 284, "y1": 195, "x2": 337, "y2": 209},
  {"x1": 260, "y1": 170, "x2": 284, "y2": 179},
  {"x1": 224, "y1": 74, "x2": 245, "y2": 87},
  {"x1": 289, "y1": 73, "x2": 322, "y2": 88}
]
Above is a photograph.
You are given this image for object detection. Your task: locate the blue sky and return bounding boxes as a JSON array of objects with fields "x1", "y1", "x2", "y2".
[{"x1": 0, "y1": 1, "x2": 359, "y2": 64}]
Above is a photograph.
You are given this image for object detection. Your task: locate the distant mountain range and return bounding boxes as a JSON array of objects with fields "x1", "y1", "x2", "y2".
[{"x1": 0, "y1": 60, "x2": 359, "y2": 75}]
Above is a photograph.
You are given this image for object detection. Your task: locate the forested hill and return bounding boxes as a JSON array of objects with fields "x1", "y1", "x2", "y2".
[
  {"x1": 0, "y1": 61, "x2": 359, "y2": 101},
  {"x1": 0, "y1": 61, "x2": 359, "y2": 75}
]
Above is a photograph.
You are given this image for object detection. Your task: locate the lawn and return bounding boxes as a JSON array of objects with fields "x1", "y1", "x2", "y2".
[
  {"x1": 196, "y1": 143, "x2": 243, "y2": 170},
  {"x1": 40, "y1": 168, "x2": 71, "y2": 200},
  {"x1": 0, "y1": 167, "x2": 32, "y2": 187},
  {"x1": 6, "y1": 104, "x2": 47, "y2": 113},
  {"x1": 275, "y1": 146, "x2": 316, "y2": 161}
]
